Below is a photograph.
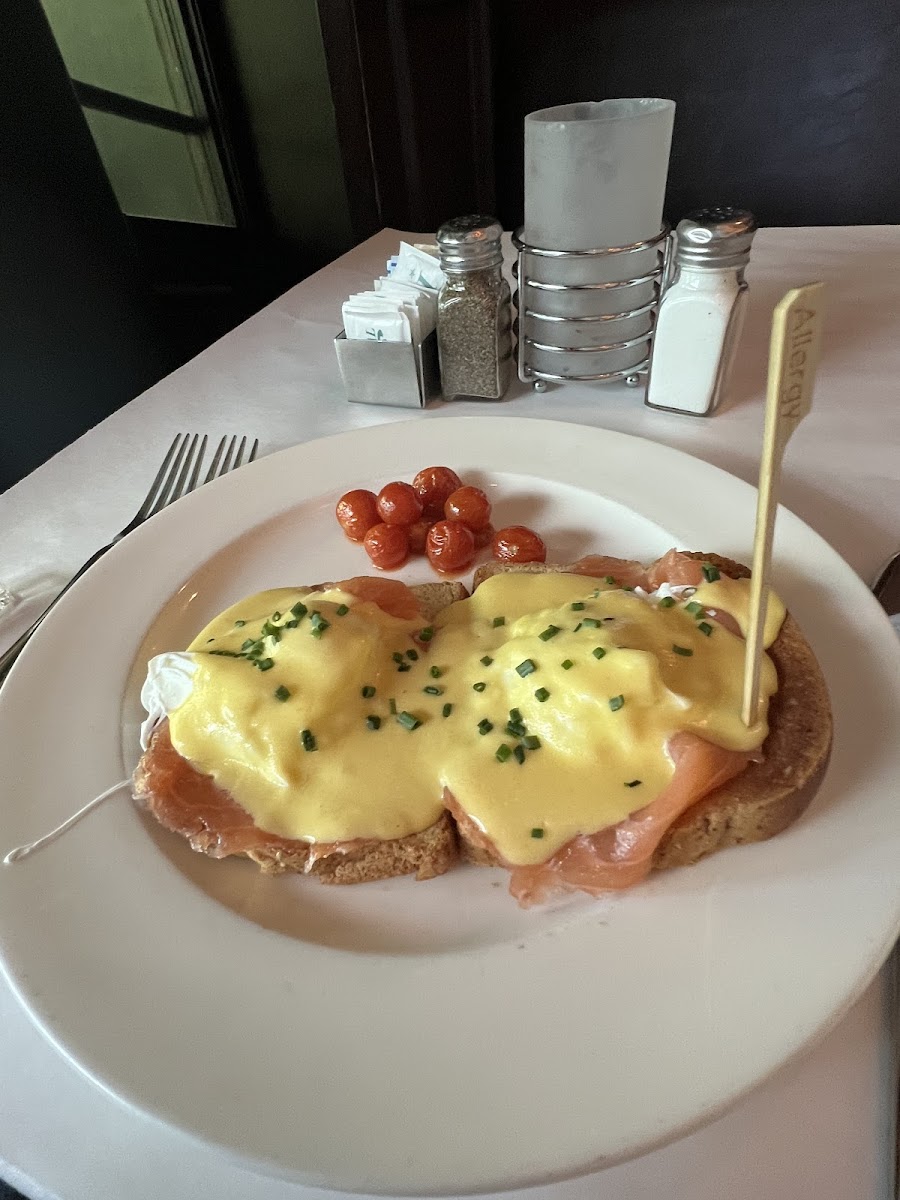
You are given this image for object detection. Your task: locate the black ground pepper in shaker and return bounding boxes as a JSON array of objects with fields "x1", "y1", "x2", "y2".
[{"x1": 436, "y1": 216, "x2": 512, "y2": 400}]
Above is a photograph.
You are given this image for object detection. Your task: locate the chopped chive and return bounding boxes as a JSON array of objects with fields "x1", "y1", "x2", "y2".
[
  {"x1": 581, "y1": 617, "x2": 601, "y2": 628},
  {"x1": 592, "y1": 588, "x2": 601, "y2": 598},
  {"x1": 255, "y1": 657, "x2": 275, "y2": 671},
  {"x1": 561, "y1": 658, "x2": 574, "y2": 670},
  {"x1": 516, "y1": 659, "x2": 536, "y2": 677},
  {"x1": 609, "y1": 694, "x2": 624, "y2": 712},
  {"x1": 309, "y1": 614, "x2": 329, "y2": 637},
  {"x1": 423, "y1": 685, "x2": 443, "y2": 695},
  {"x1": 506, "y1": 720, "x2": 526, "y2": 738},
  {"x1": 480, "y1": 655, "x2": 493, "y2": 667},
  {"x1": 261, "y1": 621, "x2": 281, "y2": 642},
  {"x1": 366, "y1": 715, "x2": 381, "y2": 730},
  {"x1": 522, "y1": 735, "x2": 541, "y2": 750},
  {"x1": 592, "y1": 646, "x2": 606, "y2": 659},
  {"x1": 477, "y1": 718, "x2": 493, "y2": 735},
  {"x1": 539, "y1": 625, "x2": 561, "y2": 641},
  {"x1": 290, "y1": 602, "x2": 308, "y2": 619},
  {"x1": 418, "y1": 626, "x2": 435, "y2": 642},
  {"x1": 397, "y1": 662, "x2": 411, "y2": 673},
  {"x1": 623, "y1": 586, "x2": 635, "y2": 592},
  {"x1": 234, "y1": 619, "x2": 247, "y2": 627},
  {"x1": 673, "y1": 644, "x2": 693, "y2": 657},
  {"x1": 492, "y1": 616, "x2": 505, "y2": 627},
  {"x1": 604, "y1": 575, "x2": 616, "y2": 585},
  {"x1": 495, "y1": 743, "x2": 512, "y2": 762},
  {"x1": 389, "y1": 698, "x2": 397, "y2": 715},
  {"x1": 300, "y1": 729, "x2": 317, "y2": 752},
  {"x1": 241, "y1": 639, "x2": 255, "y2": 651},
  {"x1": 625, "y1": 779, "x2": 642, "y2": 788},
  {"x1": 530, "y1": 826, "x2": 544, "y2": 838},
  {"x1": 209, "y1": 649, "x2": 241, "y2": 657},
  {"x1": 274, "y1": 685, "x2": 291, "y2": 702},
  {"x1": 406, "y1": 648, "x2": 418, "y2": 661},
  {"x1": 702, "y1": 563, "x2": 721, "y2": 582},
  {"x1": 658, "y1": 596, "x2": 676, "y2": 608},
  {"x1": 430, "y1": 665, "x2": 443, "y2": 679},
  {"x1": 271, "y1": 611, "x2": 282, "y2": 622},
  {"x1": 361, "y1": 685, "x2": 376, "y2": 698},
  {"x1": 534, "y1": 687, "x2": 550, "y2": 703},
  {"x1": 392, "y1": 651, "x2": 404, "y2": 664},
  {"x1": 442, "y1": 703, "x2": 453, "y2": 718},
  {"x1": 698, "y1": 621, "x2": 714, "y2": 636},
  {"x1": 571, "y1": 601, "x2": 585, "y2": 611},
  {"x1": 509, "y1": 708, "x2": 522, "y2": 722},
  {"x1": 396, "y1": 710, "x2": 421, "y2": 731},
  {"x1": 513, "y1": 745, "x2": 526, "y2": 765},
  {"x1": 472, "y1": 681, "x2": 486, "y2": 692},
  {"x1": 336, "y1": 604, "x2": 349, "y2": 616},
  {"x1": 685, "y1": 601, "x2": 703, "y2": 615},
  {"x1": 283, "y1": 619, "x2": 299, "y2": 629}
]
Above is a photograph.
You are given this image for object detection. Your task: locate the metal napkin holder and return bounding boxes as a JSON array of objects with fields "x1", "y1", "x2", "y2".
[
  {"x1": 512, "y1": 226, "x2": 672, "y2": 394},
  {"x1": 334, "y1": 329, "x2": 441, "y2": 409}
]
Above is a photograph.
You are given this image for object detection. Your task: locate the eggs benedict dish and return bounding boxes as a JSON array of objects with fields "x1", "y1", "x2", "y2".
[{"x1": 133, "y1": 552, "x2": 832, "y2": 905}]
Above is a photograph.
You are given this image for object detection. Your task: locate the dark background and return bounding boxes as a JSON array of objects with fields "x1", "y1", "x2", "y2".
[{"x1": 2, "y1": 0, "x2": 899, "y2": 483}]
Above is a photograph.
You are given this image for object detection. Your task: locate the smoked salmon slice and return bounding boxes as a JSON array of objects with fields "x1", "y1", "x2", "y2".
[
  {"x1": 331, "y1": 576, "x2": 423, "y2": 620},
  {"x1": 134, "y1": 721, "x2": 307, "y2": 857},
  {"x1": 567, "y1": 555, "x2": 648, "y2": 588},
  {"x1": 505, "y1": 733, "x2": 750, "y2": 906}
]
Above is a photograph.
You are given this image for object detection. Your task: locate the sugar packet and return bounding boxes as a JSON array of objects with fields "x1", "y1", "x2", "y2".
[
  {"x1": 341, "y1": 293, "x2": 412, "y2": 343},
  {"x1": 393, "y1": 242, "x2": 445, "y2": 291}
]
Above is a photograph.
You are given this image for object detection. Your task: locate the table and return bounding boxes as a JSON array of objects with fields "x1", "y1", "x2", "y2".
[{"x1": 1, "y1": 226, "x2": 898, "y2": 1200}]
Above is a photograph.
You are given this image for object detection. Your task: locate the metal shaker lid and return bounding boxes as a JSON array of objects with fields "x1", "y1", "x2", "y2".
[
  {"x1": 674, "y1": 207, "x2": 757, "y2": 269},
  {"x1": 436, "y1": 215, "x2": 504, "y2": 272}
]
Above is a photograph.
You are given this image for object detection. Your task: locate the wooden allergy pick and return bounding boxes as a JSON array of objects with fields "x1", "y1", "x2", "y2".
[{"x1": 741, "y1": 282, "x2": 825, "y2": 727}]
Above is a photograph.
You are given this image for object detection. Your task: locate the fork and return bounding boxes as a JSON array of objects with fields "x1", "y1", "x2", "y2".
[{"x1": 0, "y1": 433, "x2": 259, "y2": 686}]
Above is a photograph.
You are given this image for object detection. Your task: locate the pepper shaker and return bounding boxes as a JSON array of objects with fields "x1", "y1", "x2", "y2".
[
  {"x1": 436, "y1": 216, "x2": 512, "y2": 401},
  {"x1": 646, "y1": 207, "x2": 757, "y2": 415}
]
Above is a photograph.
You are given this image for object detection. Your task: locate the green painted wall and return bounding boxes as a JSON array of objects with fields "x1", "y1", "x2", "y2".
[
  {"x1": 40, "y1": 0, "x2": 234, "y2": 225},
  {"x1": 222, "y1": 0, "x2": 354, "y2": 261}
]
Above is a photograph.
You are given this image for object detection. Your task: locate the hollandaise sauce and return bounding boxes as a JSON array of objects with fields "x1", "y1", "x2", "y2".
[{"x1": 163, "y1": 573, "x2": 782, "y2": 867}]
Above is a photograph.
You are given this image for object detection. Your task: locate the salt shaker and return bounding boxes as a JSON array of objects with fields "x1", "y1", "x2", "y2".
[
  {"x1": 646, "y1": 207, "x2": 757, "y2": 415},
  {"x1": 436, "y1": 215, "x2": 512, "y2": 400}
]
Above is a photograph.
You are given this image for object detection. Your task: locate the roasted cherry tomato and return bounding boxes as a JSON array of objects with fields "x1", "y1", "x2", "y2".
[
  {"x1": 335, "y1": 489, "x2": 380, "y2": 542},
  {"x1": 406, "y1": 517, "x2": 432, "y2": 555},
  {"x1": 376, "y1": 481, "x2": 423, "y2": 526},
  {"x1": 444, "y1": 485, "x2": 491, "y2": 532},
  {"x1": 412, "y1": 466, "x2": 463, "y2": 519},
  {"x1": 363, "y1": 523, "x2": 409, "y2": 570},
  {"x1": 491, "y1": 525, "x2": 547, "y2": 564},
  {"x1": 426, "y1": 519, "x2": 476, "y2": 574}
]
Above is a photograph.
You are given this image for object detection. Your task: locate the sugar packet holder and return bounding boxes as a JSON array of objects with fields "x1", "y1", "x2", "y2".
[{"x1": 334, "y1": 328, "x2": 441, "y2": 409}]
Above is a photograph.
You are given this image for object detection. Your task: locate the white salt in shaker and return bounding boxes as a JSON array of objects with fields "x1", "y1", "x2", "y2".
[{"x1": 646, "y1": 207, "x2": 757, "y2": 415}]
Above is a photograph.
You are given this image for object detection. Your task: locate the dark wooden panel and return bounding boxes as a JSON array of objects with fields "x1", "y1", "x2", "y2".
[
  {"x1": 492, "y1": 0, "x2": 900, "y2": 229},
  {"x1": 319, "y1": 0, "x2": 495, "y2": 236}
]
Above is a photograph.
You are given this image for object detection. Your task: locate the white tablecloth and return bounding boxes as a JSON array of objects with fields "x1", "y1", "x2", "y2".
[{"x1": 1, "y1": 226, "x2": 898, "y2": 1200}]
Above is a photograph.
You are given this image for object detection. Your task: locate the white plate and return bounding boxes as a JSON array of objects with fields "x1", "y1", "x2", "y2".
[{"x1": 1, "y1": 417, "x2": 899, "y2": 1197}]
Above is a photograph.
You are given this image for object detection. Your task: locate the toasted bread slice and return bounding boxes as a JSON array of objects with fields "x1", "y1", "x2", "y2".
[
  {"x1": 133, "y1": 579, "x2": 467, "y2": 884},
  {"x1": 466, "y1": 552, "x2": 833, "y2": 873}
]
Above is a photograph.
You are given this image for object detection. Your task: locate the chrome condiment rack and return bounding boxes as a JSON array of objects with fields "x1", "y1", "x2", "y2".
[{"x1": 512, "y1": 226, "x2": 672, "y2": 392}]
